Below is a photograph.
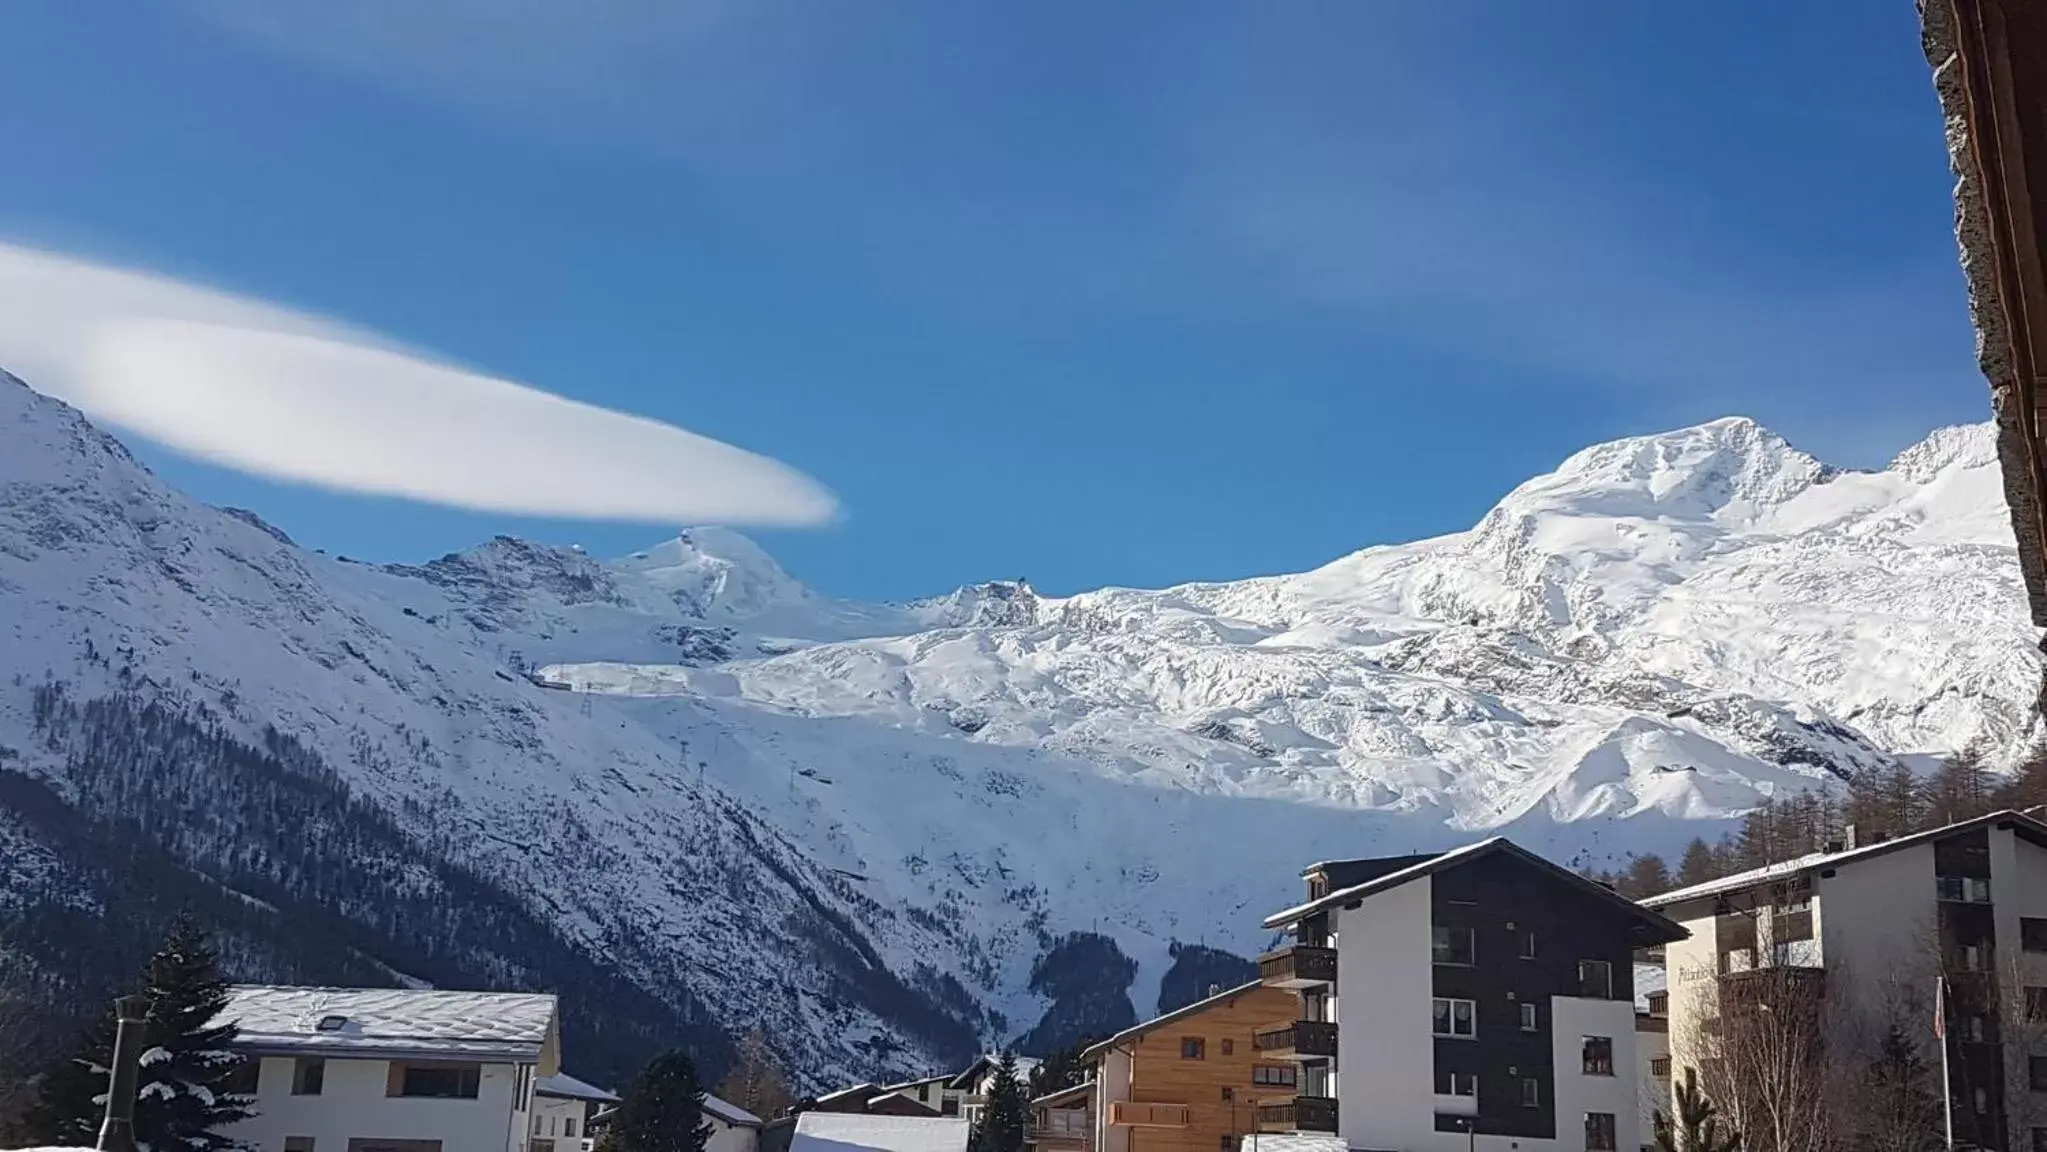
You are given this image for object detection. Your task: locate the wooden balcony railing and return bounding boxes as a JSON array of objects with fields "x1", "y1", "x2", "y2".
[
  {"x1": 1255, "y1": 1097, "x2": 1337, "y2": 1134},
  {"x1": 1252, "y1": 1020, "x2": 1338, "y2": 1059},
  {"x1": 1108, "y1": 1102, "x2": 1189, "y2": 1128},
  {"x1": 1257, "y1": 944, "x2": 1338, "y2": 988}
]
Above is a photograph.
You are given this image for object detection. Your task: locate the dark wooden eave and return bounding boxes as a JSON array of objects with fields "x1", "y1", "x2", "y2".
[{"x1": 1923, "y1": 0, "x2": 2047, "y2": 626}]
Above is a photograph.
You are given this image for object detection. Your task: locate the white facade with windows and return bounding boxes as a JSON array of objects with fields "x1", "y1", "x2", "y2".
[
  {"x1": 220, "y1": 985, "x2": 562, "y2": 1152},
  {"x1": 1262, "y1": 839, "x2": 1685, "y2": 1152},
  {"x1": 1645, "y1": 810, "x2": 2047, "y2": 1152}
]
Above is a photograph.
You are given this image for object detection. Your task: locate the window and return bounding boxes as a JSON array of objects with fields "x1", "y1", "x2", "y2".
[
  {"x1": 1434, "y1": 926, "x2": 1476, "y2": 966},
  {"x1": 1519, "y1": 931, "x2": 1537, "y2": 960},
  {"x1": 1302, "y1": 989, "x2": 1329, "y2": 1022},
  {"x1": 918, "y1": 1084, "x2": 931, "y2": 1102},
  {"x1": 291, "y1": 1058, "x2": 325, "y2": 1096},
  {"x1": 1253, "y1": 1065, "x2": 1297, "y2": 1087},
  {"x1": 1434, "y1": 1068, "x2": 1476, "y2": 1097},
  {"x1": 1181, "y1": 1038, "x2": 1206, "y2": 1060},
  {"x1": 2027, "y1": 987, "x2": 2047, "y2": 1023},
  {"x1": 942, "y1": 1100, "x2": 959, "y2": 1117},
  {"x1": 1646, "y1": 991, "x2": 1668, "y2": 1017},
  {"x1": 285, "y1": 1140, "x2": 315, "y2": 1152},
  {"x1": 530, "y1": 1143, "x2": 555, "y2": 1152},
  {"x1": 223, "y1": 1058, "x2": 260, "y2": 1096},
  {"x1": 564, "y1": 1121, "x2": 577, "y2": 1139},
  {"x1": 1582, "y1": 1036, "x2": 1615, "y2": 1076},
  {"x1": 1308, "y1": 876, "x2": 1328, "y2": 900},
  {"x1": 348, "y1": 1143, "x2": 443, "y2": 1152},
  {"x1": 1221, "y1": 1039, "x2": 1234, "y2": 1056},
  {"x1": 392, "y1": 1062, "x2": 482, "y2": 1099},
  {"x1": 1519, "y1": 1002, "x2": 1538, "y2": 1031},
  {"x1": 1433, "y1": 998, "x2": 1476, "y2": 1038},
  {"x1": 1221, "y1": 1086, "x2": 1234, "y2": 1102},
  {"x1": 533, "y1": 1116, "x2": 545, "y2": 1136},
  {"x1": 1938, "y1": 876, "x2": 1992, "y2": 903},
  {"x1": 1651, "y1": 1056, "x2": 1672, "y2": 1079},
  {"x1": 2031, "y1": 1056, "x2": 2047, "y2": 1092},
  {"x1": 1520, "y1": 1078, "x2": 1540, "y2": 1108},
  {"x1": 1578, "y1": 960, "x2": 1613, "y2": 999},
  {"x1": 2024, "y1": 918, "x2": 2047, "y2": 953},
  {"x1": 1585, "y1": 1112, "x2": 1617, "y2": 1152}
]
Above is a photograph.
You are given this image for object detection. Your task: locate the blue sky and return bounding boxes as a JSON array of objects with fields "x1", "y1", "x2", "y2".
[{"x1": 0, "y1": 2, "x2": 1980, "y2": 599}]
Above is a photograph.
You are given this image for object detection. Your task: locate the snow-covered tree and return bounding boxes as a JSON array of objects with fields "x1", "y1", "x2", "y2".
[
  {"x1": 605, "y1": 1050, "x2": 713, "y2": 1152},
  {"x1": 27, "y1": 916, "x2": 254, "y2": 1151}
]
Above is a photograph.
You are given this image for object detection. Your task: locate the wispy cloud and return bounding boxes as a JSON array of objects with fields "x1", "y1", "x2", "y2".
[{"x1": 0, "y1": 242, "x2": 838, "y2": 525}]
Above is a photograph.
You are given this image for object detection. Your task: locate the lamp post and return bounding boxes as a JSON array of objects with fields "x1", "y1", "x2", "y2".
[{"x1": 97, "y1": 994, "x2": 150, "y2": 1152}]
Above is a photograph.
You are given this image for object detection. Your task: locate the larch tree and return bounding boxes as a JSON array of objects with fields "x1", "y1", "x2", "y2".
[{"x1": 713, "y1": 1030, "x2": 794, "y2": 1122}]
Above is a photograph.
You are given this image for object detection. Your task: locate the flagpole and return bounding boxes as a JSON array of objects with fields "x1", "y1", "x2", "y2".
[{"x1": 1938, "y1": 975, "x2": 1955, "y2": 1152}]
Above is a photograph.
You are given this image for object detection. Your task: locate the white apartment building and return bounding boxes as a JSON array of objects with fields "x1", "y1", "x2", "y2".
[
  {"x1": 222, "y1": 985, "x2": 560, "y2": 1152},
  {"x1": 531, "y1": 1073, "x2": 617, "y2": 1152},
  {"x1": 1643, "y1": 809, "x2": 2047, "y2": 1152},
  {"x1": 1257, "y1": 839, "x2": 1688, "y2": 1152}
]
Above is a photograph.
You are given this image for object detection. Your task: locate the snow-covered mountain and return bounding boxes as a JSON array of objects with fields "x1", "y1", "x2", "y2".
[{"x1": 0, "y1": 370, "x2": 2037, "y2": 1088}]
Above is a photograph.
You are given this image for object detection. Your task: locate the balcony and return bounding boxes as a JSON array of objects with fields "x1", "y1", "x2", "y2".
[
  {"x1": 1252, "y1": 1020, "x2": 1339, "y2": 1060},
  {"x1": 1258, "y1": 944, "x2": 1338, "y2": 988},
  {"x1": 1026, "y1": 1120, "x2": 1091, "y2": 1148},
  {"x1": 1108, "y1": 1102, "x2": 1188, "y2": 1128},
  {"x1": 1255, "y1": 1097, "x2": 1337, "y2": 1134}
]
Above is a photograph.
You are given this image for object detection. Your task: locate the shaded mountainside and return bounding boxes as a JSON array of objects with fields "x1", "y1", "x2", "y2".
[{"x1": 2, "y1": 370, "x2": 2040, "y2": 1088}]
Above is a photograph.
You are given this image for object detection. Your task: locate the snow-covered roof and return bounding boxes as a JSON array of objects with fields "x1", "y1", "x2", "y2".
[
  {"x1": 1031, "y1": 1081, "x2": 1094, "y2": 1108},
  {"x1": 1633, "y1": 963, "x2": 1667, "y2": 1014},
  {"x1": 815, "y1": 1082, "x2": 884, "y2": 1105},
  {"x1": 944, "y1": 1054, "x2": 1042, "y2": 1091},
  {"x1": 1244, "y1": 1135, "x2": 1345, "y2": 1152},
  {"x1": 537, "y1": 1072, "x2": 619, "y2": 1103},
  {"x1": 705, "y1": 1093, "x2": 763, "y2": 1128},
  {"x1": 225, "y1": 986, "x2": 557, "y2": 1060},
  {"x1": 1642, "y1": 809, "x2": 2047, "y2": 910},
  {"x1": 791, "y1": 1113, "x2": 969, "y2": 1152}
]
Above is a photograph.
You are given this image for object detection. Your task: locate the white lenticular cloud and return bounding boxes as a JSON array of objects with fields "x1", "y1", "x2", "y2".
[{"x1": 0, "y1": 242, "x2": 840, "y2": 526}]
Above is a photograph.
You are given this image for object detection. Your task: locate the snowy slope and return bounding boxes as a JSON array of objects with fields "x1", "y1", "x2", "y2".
[{"x1": 1, "y1": 372, "x2": 2038, "y2": 1087}]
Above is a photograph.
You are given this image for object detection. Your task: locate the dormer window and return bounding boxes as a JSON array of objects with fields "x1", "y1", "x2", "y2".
[
  {"x1": 1308, "y1": 876, "x2": 1328, "y2": 900},
  {"x1": 315, "y1": 1015, "x2": 348, "y2": 1032}
]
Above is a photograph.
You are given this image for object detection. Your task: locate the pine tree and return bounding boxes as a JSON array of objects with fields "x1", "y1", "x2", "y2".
[
  {"x1": 972, "y1": 1053, "x2": 1028, "y2": 1152},
  {"x1": 714, "y1": 1030, "x2": 794, "y2": 1122},
  {"x1": 1622, "y1": 854, "x2": 1672, "y2": 899},
  {"x1": 1026, "y1": 1036, "x2": 1097, "y2": 1099},
  {"x1": 1676, "y1": 839, "x2": 1720, "y2": 887},
  {"x1": 1653, "y1": 1068, "x2": 1741, "y2": 1152},
  {"x1": 608, "y1": 1050, "x2": 713, "y2": 1152},
  {"x1": 26, "y1": 916, "x2": 254, "y2": 1152}
]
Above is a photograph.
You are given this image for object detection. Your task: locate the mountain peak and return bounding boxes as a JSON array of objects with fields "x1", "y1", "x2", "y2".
[
  {"x1": 612, "y1": 527, "x2": 810, "y2": 620},
  {"x1": 1501, "y1": 416, "x2": 1831, "y2": 524}
]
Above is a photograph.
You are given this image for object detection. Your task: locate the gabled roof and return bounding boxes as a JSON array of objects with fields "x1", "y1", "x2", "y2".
[
  {"x1": 1031, "y1": 1081, "x2": 1094, "y2": 1109},
  {"x1": 225, "y1": 986, "x2": 557, "y2": 1061},
  {"x1": 537, "y1": 1072, "x2": 619, "y2": 1103},
  {"x1": 705, "y1": 1094, "x2": 765, "y2": 1128},
  {"x1": 816, "y1": 1083, "x2": 885, "y2": 1106},
  {"x1": 882, "y1": 1074, "x2": 951, "y2": 1093},
  {"x1": 1081, "y1": 980, "x2": 1264, "y2": 1062},
  {"x1": 943, "y1": 1055, "x2": 1040, "y2": 1091},
  {"x1": 791, "y1": 1113, "x2": 970, "y2": 1152},
  {"x1": 1263, "y1": 837, "x2": 1686, "y2": 945},
  {"x1": 1643, "y1": 809, "x2": 2047, "y2": 910}
]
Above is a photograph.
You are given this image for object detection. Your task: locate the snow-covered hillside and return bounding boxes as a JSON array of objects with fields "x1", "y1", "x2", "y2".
[{"x1": 0, "y1": 371, "x2": 2036, "y2": 1087}]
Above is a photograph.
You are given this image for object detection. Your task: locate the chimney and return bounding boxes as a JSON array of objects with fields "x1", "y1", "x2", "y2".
[
  {"x1": 97, "y1": 994, "x2": 149, "y2": 1152},
  {"x1": 1207, "y1": 983, "x2": 1220, "y2": 998},
  {"x1": 1824, "y1": 838, "x2": 1844, "y2": 854}
]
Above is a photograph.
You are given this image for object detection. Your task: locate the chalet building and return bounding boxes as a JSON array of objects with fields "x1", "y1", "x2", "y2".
[
  {"x1": 1632, "y1": 969, "x2": 1670, "y2": 1149},
  {"x1": 1256, "y1": 839, "x2": 1687, "y2": 1152},
  {"x1": 220, "y1": 985, "x2": 562, "y2": 1152},
  {"x1": 806, "y1": 1083, "x2": 942, "y2": 1118},
  {"x1": 1082, "y1": 980, "x2": 1301, "y2": 1152},
  {"x1": 1027, "y1": 1081, "x2": 1094, "y2": 1152},
  {"x1": 786, "y1": 1112, "x2": 970, "y2": 1152},
  {"x1": 530, "y1": 1073, "x2": 617, "y2": 1152},
  {"x1": 885, "y1": 1074, "x2": 967, "y2": 1117},
  {"x1": 952, "y1": 1055, "x2": 1042, "y2": 1128},
  {"x1": 1643, "y1": 809, "x2": 2047, "y2": 1152}
]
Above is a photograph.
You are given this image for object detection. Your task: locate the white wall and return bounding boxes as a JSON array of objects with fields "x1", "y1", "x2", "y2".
[
  {"x1": 1816, "y1": 840, "x2": 1938, "y2": 1017},
  {"x1": 1635, "y1": 1023, "x2": 1668, "y2": 1148},
  {"x1": 706, "y1": 1115, "x2": 758, "y2": 1152},
  {"x1": 528, "y1": 1095, "x2": 591, "y2": 1152},
  {"x1": 1331, "y1": 874, "x2": 1433, "y2": 1152},
  {"x1": 226, "y1": 1055, "x2": 529, "y2": 1152},
  {"x1": 1549, "y1": 997, "x2": 1642, "y2": 1152},
  {"x1": 1093, "y1": 1048, "x2": 1132, "y2": 1152}
]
